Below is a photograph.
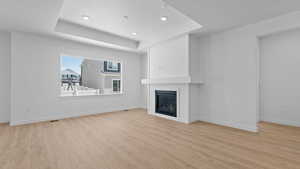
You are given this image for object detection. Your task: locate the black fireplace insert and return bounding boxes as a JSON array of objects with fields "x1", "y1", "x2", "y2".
[{"x1": 155, "y1": 90, "x2": 177, "y2": 117}]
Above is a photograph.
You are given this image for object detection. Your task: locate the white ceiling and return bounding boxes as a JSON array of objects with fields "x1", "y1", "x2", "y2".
[
  {"x1": 164, "y1": 0, "x2": 300, "y2": 34},
  {"x1": 59, "y1": 0, "x2": 202, "y2": 48},
  {"x1": 0, "y1": 0, "x2": 63, "y2": 33},
  {"x1": 1, "y1": 0, "x2": 300, "y2": 52}
]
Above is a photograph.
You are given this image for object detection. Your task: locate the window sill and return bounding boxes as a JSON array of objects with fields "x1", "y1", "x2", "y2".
[{"x1": 59, "y1": 92, "x2": 124, "y2": 98}]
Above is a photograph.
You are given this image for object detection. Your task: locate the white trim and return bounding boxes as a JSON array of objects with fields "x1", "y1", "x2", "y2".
[
  {"x1": 10, "y1": 107, "x2": 139, "y2": 126},
  {"x1": 200, "y1": 117, "x2": 258, "y2": 132},
  {"x1": 112, "y1": 78, "x2": 121, "y2": 92},
  {"x1": 141, "y1": 76, "x2": 204, "y2": 85},
  {"x1": 261, "y1": 119, "x2": 300, "y2": 128},
  {"x1": 151, "y1": 88, "x2": 181, "y2": 122},
  {"x1": 0, "y1": 120, "x2": 9, "y2": 124},
  {"x1": 59, "y1": 92, "x2": 123, "y2": 98}
]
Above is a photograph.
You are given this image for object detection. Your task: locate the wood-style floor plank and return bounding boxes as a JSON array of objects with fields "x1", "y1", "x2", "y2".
[{"x1": 0, "y1": 109, "x2": 299, "y2": 169}]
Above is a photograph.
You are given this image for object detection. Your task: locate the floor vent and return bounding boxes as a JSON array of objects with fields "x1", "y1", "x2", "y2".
[{"x1": 50, "y1": 120, "x2": 59, "y2": 123}]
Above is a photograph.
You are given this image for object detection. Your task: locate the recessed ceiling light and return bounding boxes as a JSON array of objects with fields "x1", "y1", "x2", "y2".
[
  {"x1": 160, "y1": 16, "x2": 168, "y2": 21},
  {"x1": 81, "y1": 15, "x2": 90, "y2": 20},
  {"x1": 132, "y1": 32, "x2": 137, "y2": 36}
]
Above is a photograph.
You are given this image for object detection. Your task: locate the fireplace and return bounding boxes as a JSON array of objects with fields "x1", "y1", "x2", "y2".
[{"x1": 155, "y1": 90, "x2": 177, "y2": 117}]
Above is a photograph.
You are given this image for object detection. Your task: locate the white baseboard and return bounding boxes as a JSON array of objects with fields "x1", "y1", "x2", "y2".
[
  {"x1": 0, "y1": 115, "x2": 9, "y2": 123},
  {"x1": 0, "y1": 120, "x2": 9, "y2": 124},
  {"x1": 261, "y1": 118, "x2": 300, "y2": 127},
  {"x1": 199, "y1": 116, "x2": 258, "y2": 132},
  {"x1": 10, "y1": 107, "x2": 140, "y2": 126}
]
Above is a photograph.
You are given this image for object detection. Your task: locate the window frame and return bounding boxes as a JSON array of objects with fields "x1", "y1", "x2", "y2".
[
  {"x1": 112, "y1": 79, "x2": 121, "y2": 92},
  {"x1": 60, "y1": 54, "x2": 124, "y2": 97}
]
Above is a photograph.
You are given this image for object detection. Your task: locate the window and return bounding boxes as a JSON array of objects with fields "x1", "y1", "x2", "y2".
[
  {"x1": 60, "y1": 55, "x2": 122, "y2": 97},
  {"x1": 112, "y1": 79, "x2": 121, "y2": 92},
  {"x1": 104, "y1": 61, "x2": 121, "y2": 72}
]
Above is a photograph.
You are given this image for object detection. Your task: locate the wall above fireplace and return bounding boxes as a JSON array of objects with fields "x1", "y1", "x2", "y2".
[{"x1": 142, "y1": 35, "x2": 204, "y2": 85}]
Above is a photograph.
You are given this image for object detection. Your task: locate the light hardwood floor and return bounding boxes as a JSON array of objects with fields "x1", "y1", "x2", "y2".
[{"x1": 0, "y1": 109, "x2": 300, "y2": 169}]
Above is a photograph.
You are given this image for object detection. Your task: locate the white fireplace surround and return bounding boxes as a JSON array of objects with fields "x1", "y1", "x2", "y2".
[
  {"x1": 145, "y1": 79, "x2": 200, "y2": 123},
  {"x1": 148, "y1": 84, "x2": 190, "y2": 123},
  {"x1": 150, "y1": 87, "x2": 181, "y2": 122}
]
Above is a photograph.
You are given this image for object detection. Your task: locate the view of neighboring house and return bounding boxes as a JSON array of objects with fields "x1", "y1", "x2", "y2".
[
  {"x1": 61, "y1": 57, "x2": 122, "y2": 96},
  {"x1": 81, "y1": 59, "x2": 121, "y2": 92},
  {"x1": 61, "y1": 68, "x2": 81, "y2": 84}
]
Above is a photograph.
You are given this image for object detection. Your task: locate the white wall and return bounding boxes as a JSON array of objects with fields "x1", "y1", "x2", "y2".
[
  {"x1": 197, "y1": 11, "x2": 300, "y2": 132},
  {"x1": 10, "y1": 32, "x2": 142, "y2": 125},
  {"x1": 0, "y1": 31, "x2": 11, "y2": 123},
  {"x1": 197, "y1": 34, "x2": 259, "y2": 132},
  {"x1": 140, "y1": 53, "x2": 148, "y2": 109},
  {"x1": 260, "y1": 29, "x2": 300, "y2": 127},
  {"x1": 188, "y1": 35, "x2": 203, "y2": 122},
  {"x1": 189, "y1": 35, "x2": 203, "y2": 83},
  {"x1": 189, "y1": 84, "x2": 201, "y2": 122},
  {"x1": 149, "y1": 35, "x2": 189, "y2": 79}
]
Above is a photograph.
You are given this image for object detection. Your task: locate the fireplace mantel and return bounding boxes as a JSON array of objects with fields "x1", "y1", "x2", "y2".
[{"x1": 141, "y1": 76, "x2": 203, "y2": 85}]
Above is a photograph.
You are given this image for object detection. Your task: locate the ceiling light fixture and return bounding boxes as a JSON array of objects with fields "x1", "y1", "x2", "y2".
[
  {"x1": 81, "y1": 15, "x2": 90, "y2": 20},
  {"x1": 132, "y1": 32, "x2": 137, "y2": 36},
  {"x1": 160, "y1": 16, "x2": 168, "y2": 21}
]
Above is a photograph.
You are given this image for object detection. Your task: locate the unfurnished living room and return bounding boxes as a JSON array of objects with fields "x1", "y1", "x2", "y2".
[{"x1": 1, "y1": 0, "x2": 300, "y2": 168}]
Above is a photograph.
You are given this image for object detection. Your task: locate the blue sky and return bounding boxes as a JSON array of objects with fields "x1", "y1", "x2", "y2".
[{"x1": 61, "y1": 56, "x2": 83, "y2": 74}]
